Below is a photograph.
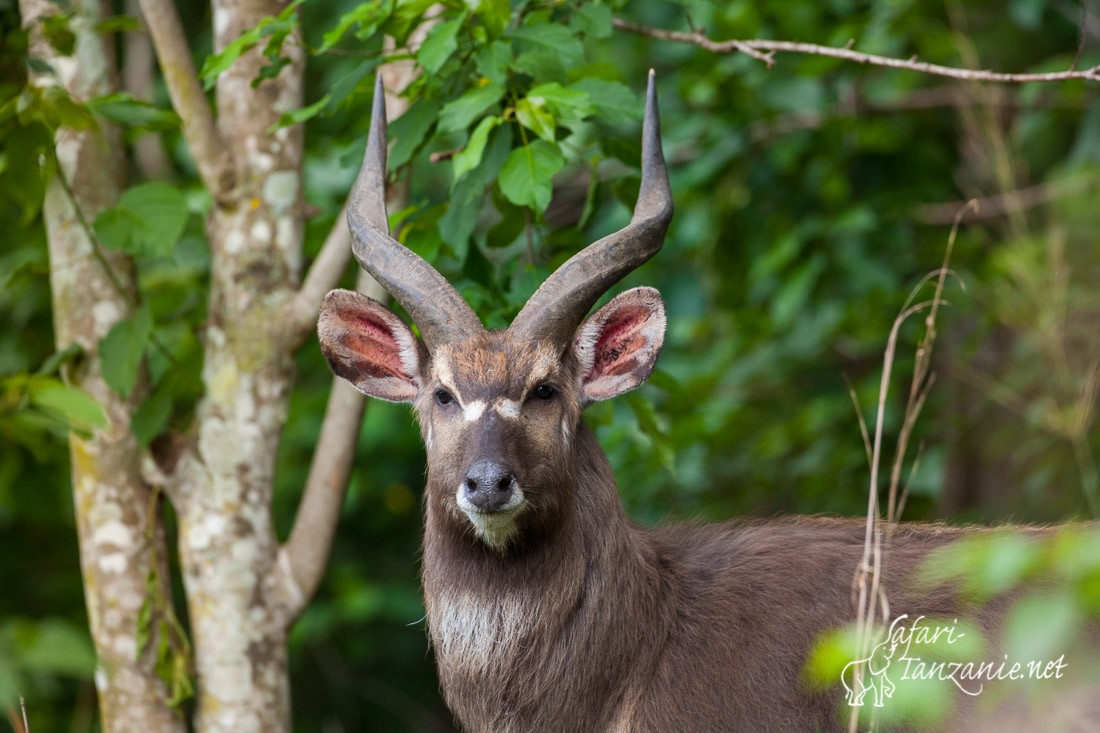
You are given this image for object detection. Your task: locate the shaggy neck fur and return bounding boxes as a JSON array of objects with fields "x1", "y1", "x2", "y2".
[{"x1": 421, "y1": 422, "x2": 674, "y2": 733}]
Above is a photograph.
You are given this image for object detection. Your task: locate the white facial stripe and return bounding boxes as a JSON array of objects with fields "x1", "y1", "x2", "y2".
[
  {"x1": 433, "y1": 352, "x2": 455, "y2": 387},
  {"x1": 463, "y1": 400, "x2": 486, "y2": 422},
  {"x1": 530, "y1": 348, "x2": 559, "y2": 381},
  {"x1": 495, "y1": 399, "x2": 522, "y2": 420},
  {"x1": 561, "y1": 416, "x2": 572, "y2": 443}
]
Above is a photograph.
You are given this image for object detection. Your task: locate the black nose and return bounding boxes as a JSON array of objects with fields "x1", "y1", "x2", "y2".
[{"x1": 462, "y1": 461, "x2": 516, "y2": 512}]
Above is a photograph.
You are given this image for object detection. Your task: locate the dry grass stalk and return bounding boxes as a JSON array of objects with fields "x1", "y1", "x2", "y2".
[{"x1": 846, "y1": 201, "x2": 974, "y2": 732}]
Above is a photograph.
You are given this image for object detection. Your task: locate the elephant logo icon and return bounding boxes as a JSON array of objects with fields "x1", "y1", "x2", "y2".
[{"x1": 841, "y1": 635, "x2": 899, "y2": 708}]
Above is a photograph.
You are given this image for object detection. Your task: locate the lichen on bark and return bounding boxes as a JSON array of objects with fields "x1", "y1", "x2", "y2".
[
  {"x1": 167, "y1": 2, "x2": 307, "y2": 730},
  {"x1": 21, "y1": 1, "x2": 188, "y2": 730}
]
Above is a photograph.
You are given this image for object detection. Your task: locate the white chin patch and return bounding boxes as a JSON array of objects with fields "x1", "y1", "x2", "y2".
[{"x1": 455, "y1": 488, "x2": 526, "y2": 550}]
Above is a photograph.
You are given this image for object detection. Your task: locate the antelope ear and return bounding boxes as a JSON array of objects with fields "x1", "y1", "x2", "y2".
[
  {"x1": 573, "y1": 287, "x2": 666, "y2": 403},
  {"x1": 318, "y1": 289, "x2": 421, "y2": 403}
]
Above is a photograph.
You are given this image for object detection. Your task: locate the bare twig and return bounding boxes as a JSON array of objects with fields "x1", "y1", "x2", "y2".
[
  {"x1": 285, "y1": 205, "x2": 353, "y2": 348},
  {"x1": 123, "y1": 0, "x2": 175, "y2": 180},
  {"x1": 844, "y1": 374, "x2": 873, "y2": 469},
  {"x1": 747, "y1": 85, "x2": 1083, "y2": 145},
  {"x1": 20, "y1": 697, "x2": 29, "y2": 733},
  {"x1": 613, "y1": 17, "x2": 1100, "y2": 83},
  {"x1": 1057, "y1": 0, "x2": 1100, "y2": 42},
  {"x1": 137, "y1": 0, "x2": 234, "y2": 196},
  {"x1": 278, "y1": 270, "x2": 385, "y2": 620},
  {"x1": 277, "y1": 23, "x2": 439, "y2": 619},
  {"x1": 846, "y1": 204, "x2": 968, "y2": 732},
  {"x1": 429, "y1": 146, "x2": 461, "y2": 164},
  {"x1": 916, "y1": 176, "x2": 1093, "y2": 225},
  {"x1": 1073, "y1": 0, "x2": 1089, "y2": 70},
  {"x1": 52, "y1": 155, "x2": 180, "y2": 367}
]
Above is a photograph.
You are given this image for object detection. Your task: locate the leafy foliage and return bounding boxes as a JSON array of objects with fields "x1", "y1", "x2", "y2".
[{"x1": 2, "y1": 0, "x2": 1100, "y2": 729}]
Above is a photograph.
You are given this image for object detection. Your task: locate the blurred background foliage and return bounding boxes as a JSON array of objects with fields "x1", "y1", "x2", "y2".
[{"x1": 2, "y1": 0, "x2": 1099, "y2": 729}]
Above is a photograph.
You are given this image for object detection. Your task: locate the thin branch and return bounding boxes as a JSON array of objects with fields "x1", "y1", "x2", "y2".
[
  {"x1": 916, "y1": 175, "x2": 1092, "y2": 225},
  {"x1": 278, "y1": 270, "x2": 386, "y2": 621},
  {"x1": 276, "y1": 30, "x2": 437, "y2": 621},
  {"x1": 613, "y1": 17, "x2": 1100, "y2": 83},
  {"x1": 1073, "y1": 0, "x2": 1089, "y2": 70},
  {"x1": 1056, "y1": 0, "x2": 1100, "y2": 43},
  {"x1": 429, "y1": 145, "x2": 461, "y2": 163},
  {"x1": 137, "y1": 0, "x2": 234, "y2": 196},
  {"x1": 285, "y1": 204, "x2": 353, "y2": 348},
  {"x1": 123, "y1": 0, "x2": 175, "y2": 180},
  {"x1": 746, "y1": 85, "x2": 1084, "y2": 145},
  {"x1": 52, "y1": 153, "x2": 179, "y2": 367}
]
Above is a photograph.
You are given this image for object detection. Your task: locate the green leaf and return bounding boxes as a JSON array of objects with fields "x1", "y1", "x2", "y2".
[
  {"x1": 326, "y1": 59, "x2": 378, "y2": 109},
  {"x1": 528, "y1": 82, "x2": 593, "y2": 122},
  {"x1": 512, "y1": 24, "x2": 583, "y2": 67},
  {"x1": 570, "y1": 78, "x2": 641, "y2": 124},
  {"x1": 319, "y1": 0, "x2": 394, "y2": 52},
  {"x1": 98, "y1": 306, "x2": 154, "y2": 398},
  {"x1": 515, "y1": 97, "x2": 556, "y2": 142},
  {"x1": 513, "y1": 49, "x2": 566, "y2": 82},
  {"x1": 417, "y1": 17, "x2": 462, "y2": 74},
  {"x1": 86, "y1": 92, "x2": 180, "y2": 131},
  {"x1": 474, "y1": 40, "x2": 513, "y2": 84},
  {"x1": 94, "y1": 183, "x2": 189, "y2": 259},
  {"x1": 36, "y1": 344, "x2": 84, "y2": 376},
  {"x1": 499, "y1": 139, "x2": 565, "y2": 215},
  {"x1": 452, "y1": 115, "x2": 501, "y2": 184},
  {"x1": 273, "y1": 58, "x2": 380, "y2": 131},
  {"x1": 16, "y1": 619, "x2": 96, "y2": 678},
  {"x1": 440, "y1": 123, "x2": 512, "y2": 257},
  {"x1": 384, "y1": 0, "x2": 439, "y2": 45},
  {"x1": 199, "y1": 1, "x2": 303, "y2": 89},
  {"x1": 136, "y1": 592, "x2": 153, "y2": 658},
  {"x1": 401, "y1": 203, "x2": 446, "y2": 263},
  {"x1": 26, "y1": 85, "x2": 96, "y2": 131},
  {"x1": 771, "y1": 254, "x2": 824, "y2": 328},
  {"x1": 571, "y1": 3, "x2": 612, "y2": 38},
  {"x1": 93, "y1": 206, "x2": 143, "y2": 253},
  {"x1": 94, "y1": 15, "x2": 143, "y2": 34},
  {"x1": 437, "y1": 82, "x2": 505, "y2": 133},
  {"x1": 2, "y1": 121, "x2": 54, "y2": 222},
  {"x1": 389, "y1": 96, "x2": 443, "y2": 169},
  {"x1": 28, "y1": 381, "x2": 108, "y2": 432},
  {"x1": 1006, "y1": 591, "x2": 1079, "y2": 663},
  {"x1": 132, "y1": 391, "x2": 172, "y2": 446},
  {"x1": 627, "y1": 392, "x2": 676, "y2": 473},
  {"x1": 40, "y1": 12, "x2": 76, "y2": 56},
  {"x1": 200, "y1": 25, "x2": 265, "y2": 89},
  {"x1": 468, "y1": 0, "x2": 510, "y2": 37},
  {"x1": 269, "y1": 94, "x2": 330, "y2": 132}
]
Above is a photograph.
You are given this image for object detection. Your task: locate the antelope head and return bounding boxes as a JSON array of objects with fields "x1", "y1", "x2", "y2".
[{"x1": 318, "y1": 73, "x2": 673, "y2": 553}]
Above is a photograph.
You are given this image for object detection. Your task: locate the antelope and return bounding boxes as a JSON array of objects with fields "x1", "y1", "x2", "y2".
[{"x1": 317, "y1": 74, "x2": 1097, "y2": 732}]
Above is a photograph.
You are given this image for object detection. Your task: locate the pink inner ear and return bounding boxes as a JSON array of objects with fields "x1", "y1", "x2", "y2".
[
  {"x1": 587, "y1": 305, "x2": 650, "y2": 381},
  {"x1": 341, "y1": 312, "x2": 408, "y2": 380}
]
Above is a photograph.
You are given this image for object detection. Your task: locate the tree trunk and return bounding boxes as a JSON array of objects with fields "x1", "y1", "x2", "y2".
[
  {"x1": 169, "y1": 1, "x2": 305, "y2": 730},
  {"x1": 21, "y1": 1, "x2": 186, "y2": 730}
]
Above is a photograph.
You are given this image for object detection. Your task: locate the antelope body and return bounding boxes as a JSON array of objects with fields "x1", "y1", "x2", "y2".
[{"x1": 318, "y1": 74, "x2": 1093, "y2": 732}]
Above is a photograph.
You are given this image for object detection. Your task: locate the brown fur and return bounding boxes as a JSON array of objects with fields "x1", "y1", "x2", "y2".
[
  {"x1": 320, "y1": 290, "x2": 1097, "y2": 731},
  {"x1": 422, "y1": 418, "x2": 992, "y2": 733}
]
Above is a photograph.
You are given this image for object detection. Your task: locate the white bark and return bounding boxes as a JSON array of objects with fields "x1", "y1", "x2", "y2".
[
  {"x1": 169, "y1": 2, "x2": 305, "y2": 730},
  {"x1": 21, "y1": 1, "x2": 186, "y2": 730}
]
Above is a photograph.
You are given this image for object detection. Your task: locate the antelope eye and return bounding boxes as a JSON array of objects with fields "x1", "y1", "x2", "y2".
[
  {"x1": 435, "y1": 389, "x2": 454, "y2": 406},
  {"x1": 532, "y1": 384, "x2": 556, "y2": 400}
]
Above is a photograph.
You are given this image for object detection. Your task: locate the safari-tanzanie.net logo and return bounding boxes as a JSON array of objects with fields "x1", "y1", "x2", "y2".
[{"x1": 842, "y1": 613, "x2": 1069, "y2": 708}]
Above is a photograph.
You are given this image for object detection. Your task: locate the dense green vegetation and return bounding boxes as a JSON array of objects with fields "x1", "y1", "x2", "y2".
[{"x1": 2, "y1": 0, "x2": 1099, "y2": 729}]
